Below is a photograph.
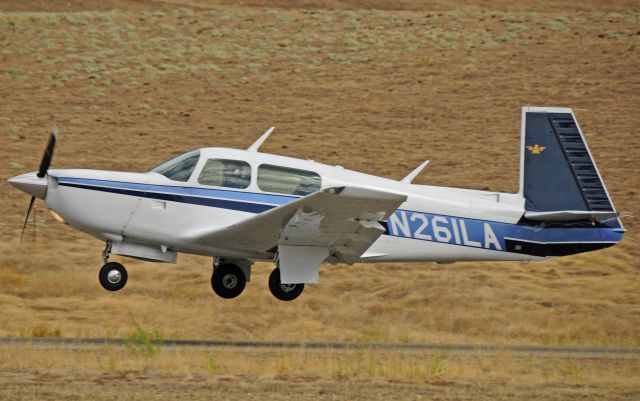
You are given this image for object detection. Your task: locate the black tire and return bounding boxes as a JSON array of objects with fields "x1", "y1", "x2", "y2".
[
  {"x1": 99, "y1": 262, "x2": 128, "y2": 292},
  {"x1": 268, "y1": 267, "x2": 304, "y2": 301},
  {"x1": 211, "y1": 264, "x2": 246, "y2": 299}
]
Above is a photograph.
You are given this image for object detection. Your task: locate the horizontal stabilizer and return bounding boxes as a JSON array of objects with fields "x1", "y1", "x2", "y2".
[{"x1": 524, "y1": 210, "x2": 618, "y2": 222}]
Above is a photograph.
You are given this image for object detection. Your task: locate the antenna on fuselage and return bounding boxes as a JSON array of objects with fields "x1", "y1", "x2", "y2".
[
  {"x1": 400, "y1": 160, "x2": 430, "y2": 184},
  {"x1": 247, "y1": 126, "x2": 275, "y2": 152}
]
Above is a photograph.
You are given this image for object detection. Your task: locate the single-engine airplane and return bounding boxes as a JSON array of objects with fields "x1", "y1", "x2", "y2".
[{"x1": 8, "y1": 107, "x2": 624, "y2": 301}]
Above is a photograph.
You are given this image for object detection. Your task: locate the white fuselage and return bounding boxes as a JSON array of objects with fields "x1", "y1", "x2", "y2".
[{"x1": 42, "y1": 147, "x2": 537, "y2": 263}]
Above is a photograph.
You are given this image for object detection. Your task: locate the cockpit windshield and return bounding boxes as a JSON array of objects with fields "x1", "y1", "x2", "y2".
[{"x1": 149, "y1": 150, "x2": 200, "y2": 182}]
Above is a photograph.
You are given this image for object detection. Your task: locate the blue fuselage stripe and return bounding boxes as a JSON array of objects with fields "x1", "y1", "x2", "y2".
[
  {"x1": 58, "y1": 177, "x2": 296, "y2": 206},
  {"x1": 387, "y1": 209, "x2": 622, "y2": 245},
  {"x1": 57, "y1": 177, "x2": 622, "y2": 254},
  {"x1": 58, "y1": 180, "x2": 277, "y2": 214}
]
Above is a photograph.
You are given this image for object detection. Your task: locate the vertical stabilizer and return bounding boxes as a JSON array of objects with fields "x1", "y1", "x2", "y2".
[{"x1": 519, "y1": 107, "x2": 618, "y2": 222}]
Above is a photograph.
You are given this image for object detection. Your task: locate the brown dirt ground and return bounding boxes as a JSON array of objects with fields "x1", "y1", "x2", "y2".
[
  {"x1": 0, "y1": 0, "x2": 639, "y2": 399},
  {"x1": 2, "y1": 373, "x2": 638, "y2": 401}
]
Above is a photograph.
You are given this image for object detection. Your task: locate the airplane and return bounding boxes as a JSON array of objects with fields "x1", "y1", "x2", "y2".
[{"x1": 8, "y1": 107, "x2": 624, "y2": 301}]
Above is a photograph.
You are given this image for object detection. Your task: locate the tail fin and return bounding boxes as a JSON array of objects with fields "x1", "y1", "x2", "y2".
[{"x1": 519, "y1": 107, "x2": 620, "y2": 224}]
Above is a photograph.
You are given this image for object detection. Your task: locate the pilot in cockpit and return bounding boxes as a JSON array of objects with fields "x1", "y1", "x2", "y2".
[{"x1": 223, "y1": 167, "x2": 247, "y2": 189}]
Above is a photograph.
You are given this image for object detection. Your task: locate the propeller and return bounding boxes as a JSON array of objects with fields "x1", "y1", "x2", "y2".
[
  {"x1": 38, "y1": 127, "x2": 57, "y2": 178},
  {"x1": 20, "y1": 127, "x2": 58, "y2": 241},
  {"x1": 20, "y1": 196, "x2": 36, "y2": 241}
]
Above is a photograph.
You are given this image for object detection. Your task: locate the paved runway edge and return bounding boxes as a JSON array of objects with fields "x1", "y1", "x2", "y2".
[{"x1": 1, "y1": 337, "x2": 638, "y2": 358}]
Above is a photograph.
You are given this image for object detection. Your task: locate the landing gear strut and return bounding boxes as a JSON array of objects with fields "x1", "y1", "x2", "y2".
[
  {"x1": 99, "y1": 241, "x2": 128, "y2": 291},
  {"x1": 269, "y1": 267, "x2": 304, "y2": 301}
]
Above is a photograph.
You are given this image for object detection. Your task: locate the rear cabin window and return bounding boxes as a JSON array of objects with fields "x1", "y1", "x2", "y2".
[
  {"x1": 257, "y1": 164, "x2": 321, "y2": 196},
  {"x1": 198, "y1": 159, "x2": 251, "y2": 189},
  {"x1": 150, "y1": 150, "x2": 200, "y2": 182}
]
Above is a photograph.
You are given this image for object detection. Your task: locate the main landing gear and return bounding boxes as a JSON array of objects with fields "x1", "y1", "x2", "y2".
[
  {"x1": 210, "y1": 258, "x2": 304, "y2": 301},
  {"x1": 268, "y1": 267, "x2": 304, "y2": 302},
  {"x1": 99, "y1": 242, "x2": 128, "y2": 291},
  {"x1": 211, "y1": 263, "x2": 246, "y2": 299}
]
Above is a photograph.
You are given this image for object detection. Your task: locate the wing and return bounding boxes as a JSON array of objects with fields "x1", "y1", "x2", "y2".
[{"x1": 194, "y1": 186, "x2": 407, "y2": 283}]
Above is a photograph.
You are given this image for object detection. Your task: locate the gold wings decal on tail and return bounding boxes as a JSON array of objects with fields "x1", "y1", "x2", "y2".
[{"x1": 526, "y1": 144, "x2": 546, "y2": 154}]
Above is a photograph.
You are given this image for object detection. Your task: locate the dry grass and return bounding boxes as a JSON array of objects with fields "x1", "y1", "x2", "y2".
[
  {"x1": 0, "y1": 238, "x2": 638, "y2": 347},
  {"x1": 1, "y1": 1, "x2": 639, "y2": 399},
  {"x1": 1, "y1": 343, "x2": 639, "y2": 401},
  {"x1": 0, "y1": 0, "x2": 638, "y2": 370}
]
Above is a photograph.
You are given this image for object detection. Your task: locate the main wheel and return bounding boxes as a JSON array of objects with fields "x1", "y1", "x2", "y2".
[
  {"x1": 268, "y1": 267, "x2": 304, "y2": 301},
  {"x1": 99, "y1": 262, "x2": 128, "y2": 291},
  {"x1": 211, "y1": 264, "x2": 246, "y2": 299}
]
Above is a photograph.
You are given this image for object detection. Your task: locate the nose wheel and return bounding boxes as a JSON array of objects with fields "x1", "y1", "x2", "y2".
[
  {"x1": 211, "y1": 264, "x2": 246, "y2": 299},
  {"x1": 269, "y1": 267, "x2": 304, "y2": 301},
  {"x1": 99, "y1": 262, "x2": 128, "y2": 291}
]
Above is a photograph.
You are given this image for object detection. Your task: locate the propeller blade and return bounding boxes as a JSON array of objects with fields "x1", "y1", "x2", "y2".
[
  {"x1": 20, "y1": 196, "x2": 36, "y2": 241},
  {"x1": 37, "y1": 126, "x2": 58, "y2": 178}
]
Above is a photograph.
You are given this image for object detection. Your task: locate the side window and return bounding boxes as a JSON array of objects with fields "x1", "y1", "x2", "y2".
[
  {"x1": 198, "y1": 159, "x2": 251, "y2": 189},
  {"x1": 257, "y1": 164, "x2": 321, "y2": 196}
]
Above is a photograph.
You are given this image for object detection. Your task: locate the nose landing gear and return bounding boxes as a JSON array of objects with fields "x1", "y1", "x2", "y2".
[
  {"x1": 98, "y1": 241, "x2": 128, "y2": 291},
  {"x1": 99, "y1": 262, "x2": 128, "y2": 291}
]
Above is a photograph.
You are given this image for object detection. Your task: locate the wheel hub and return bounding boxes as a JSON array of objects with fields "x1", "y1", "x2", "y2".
[
  {"x1": 107, "y1": 269, "x2": 121, "y2": 284},
  {"x1": 280, "y1": 283, "x2": 297, "y2": 293},
  {"x1": 222, "y1": 273, "x2": 238, "y2": 289}
]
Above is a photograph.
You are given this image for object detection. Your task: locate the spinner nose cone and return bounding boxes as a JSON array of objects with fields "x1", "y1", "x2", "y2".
[{"x1": 8, "y1": 172, "x2": 48, "y2": 199}]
